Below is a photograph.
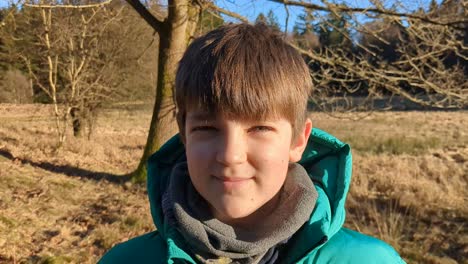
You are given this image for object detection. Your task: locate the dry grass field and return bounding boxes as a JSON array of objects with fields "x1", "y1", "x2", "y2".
[{"x1": 0, "y1": 104, "x2": 466, "y2": 264}]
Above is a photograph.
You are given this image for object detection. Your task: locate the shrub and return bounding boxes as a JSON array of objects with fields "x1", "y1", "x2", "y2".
[{"x1": 0, "y1": 69, "x2": 32, "y2": 103}]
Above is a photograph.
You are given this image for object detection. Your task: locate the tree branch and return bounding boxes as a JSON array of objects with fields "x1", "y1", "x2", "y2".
[
  {"x1": 24, "y1": 0, "x2": 113, "y2": 9},
  {"x1": 125, "y1": 0, "x2": 165, "y2": 33},
  {"x1": 204, "y1": 1, "x2": 249, "y2": 23},
  {"x1": 271, "y1": 0, "x2": 467, "y2": 28}
]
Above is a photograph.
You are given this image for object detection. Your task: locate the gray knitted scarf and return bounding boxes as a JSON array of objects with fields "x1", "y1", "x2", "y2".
[{"x1": 162, "y1": 162, "x2": 317, "y2": 264}]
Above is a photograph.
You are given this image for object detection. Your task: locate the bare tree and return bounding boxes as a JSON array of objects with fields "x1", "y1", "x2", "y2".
[
  {"x1": 280, "y1": 0, "x2": 466, "y2": 110},
  {"x1": 123, "y1": 0, "x2": 466, "y2": 181},
  {"x1": 17, "y1": 1, "x2": 140, "y2": 144},
  {"x1": 122, "y1": 0, "x2": 467, "y2": 180},
  {"x1": 6, "y1": 0, "x2": 465, "y2": 180},
  {"x1": 123, "y1": 0, "x2": 202, "y2": 182}
]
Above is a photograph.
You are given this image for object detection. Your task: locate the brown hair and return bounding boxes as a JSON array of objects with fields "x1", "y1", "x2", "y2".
[{"x1": 175, "y1": 23, "x2": 312, "y2": 139}]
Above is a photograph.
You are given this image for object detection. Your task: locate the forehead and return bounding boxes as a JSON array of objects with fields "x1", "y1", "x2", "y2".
[
  {"x1": 186, "y1": 111, "x2": 216, "y2": 122},
  {"x1": 185, "y1": 108, "x2": 290, "y2": 126}
]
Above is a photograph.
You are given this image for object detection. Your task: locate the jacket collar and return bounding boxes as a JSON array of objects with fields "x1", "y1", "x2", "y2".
[{"x1": 147, "y1": 128, "x2": 352, "y2": 263}]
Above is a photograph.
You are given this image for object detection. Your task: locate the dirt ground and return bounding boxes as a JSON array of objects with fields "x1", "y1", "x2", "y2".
[{"x1": 0, "y1": 104, "x2": 466, "y2": 263}]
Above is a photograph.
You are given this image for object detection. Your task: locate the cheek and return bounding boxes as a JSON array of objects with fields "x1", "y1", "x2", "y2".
[
  {"x1": 186, "y1": 143, "x2": 211, "y2": 178},
  {"x1": 255, "y1": 141, "x2": 291, "y2": 164},
  {"x1": 252, "y1": 143, "x2": 291, "y2": 185},
  {"x1": 187, "y1": 139, "x2": 215, "y2": 160}
]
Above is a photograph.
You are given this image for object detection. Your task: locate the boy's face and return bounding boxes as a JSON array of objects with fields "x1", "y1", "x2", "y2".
[{"x1": 184, "y1": 109, "x2": 312, "y2": 226}]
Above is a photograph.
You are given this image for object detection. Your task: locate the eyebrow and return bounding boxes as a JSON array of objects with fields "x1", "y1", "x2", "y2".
[{"x1": 186, "y1": 112, "x2": 216, "y2": 122}]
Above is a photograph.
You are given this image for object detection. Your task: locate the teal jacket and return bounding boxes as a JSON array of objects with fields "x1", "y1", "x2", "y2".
[{"x1": 100, "y1": 128, "x2": 405, "y2": 263}]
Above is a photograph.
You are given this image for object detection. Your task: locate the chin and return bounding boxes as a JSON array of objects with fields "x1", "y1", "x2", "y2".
[
  {"x1": 214, "y1": 204, "x2": 256, "y2": 222},
  {"x1": 225, "y1": 209, "x2": 253, "y2": 219}
]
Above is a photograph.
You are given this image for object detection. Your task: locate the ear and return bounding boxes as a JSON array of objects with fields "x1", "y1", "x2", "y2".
[{"x1": 289, "y1": 118, "x2": 312, "y2": 162}]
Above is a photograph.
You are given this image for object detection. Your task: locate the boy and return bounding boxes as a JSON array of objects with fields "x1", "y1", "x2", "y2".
[{"x1": 100, "y1": 23, "x2": 404, "y2": 263}]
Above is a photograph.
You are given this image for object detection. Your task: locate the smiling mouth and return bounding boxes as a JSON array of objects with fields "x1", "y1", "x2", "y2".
[
  {"x1": 213, "y1": 176, "x2": 252, "y2": 189},
  {"x1": 213, "y1": 176, "x2": 253, "y2": 185},
  {"x1": 213, "y1": 175, "x2": 253, "y2": 182}
]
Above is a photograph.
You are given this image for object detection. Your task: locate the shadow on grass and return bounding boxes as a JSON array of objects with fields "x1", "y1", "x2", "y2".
[{"x1": 0, "y1": 149, "x2": 131, "y2": 184}]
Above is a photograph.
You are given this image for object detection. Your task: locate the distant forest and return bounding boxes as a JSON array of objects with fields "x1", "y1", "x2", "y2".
[{"x1": 1, "y1": 0, "x2": 466, "y2": 109}]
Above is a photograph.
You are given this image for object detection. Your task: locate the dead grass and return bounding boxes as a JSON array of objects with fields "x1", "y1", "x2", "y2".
[
  {"x1": 0, "y1": 104, "x2": 466, "y2": 263},
  {"x1": 0, "y1": 104, "x2": 154, "y2": 263},
  {"x1": 313, "y1": 111, "x2": 468, "y2": 263}
]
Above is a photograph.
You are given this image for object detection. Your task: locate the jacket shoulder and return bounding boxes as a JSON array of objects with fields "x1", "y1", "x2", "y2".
[
  {"x1": 98, "y1": 231, "x2": 167, "y2": 264},
  {"x1": 299, "y1": 228, "x2": 405, "y2": 264}
]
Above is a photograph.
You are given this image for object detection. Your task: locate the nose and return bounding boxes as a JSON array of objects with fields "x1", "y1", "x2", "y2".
[{"x1": 216, "y1": 130, "x2": 247, "y2": 165}]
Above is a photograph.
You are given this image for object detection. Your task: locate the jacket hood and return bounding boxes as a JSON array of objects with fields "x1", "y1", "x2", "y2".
[{"x1": 146, "y1": 128, "x2": 352, "y2": 262}]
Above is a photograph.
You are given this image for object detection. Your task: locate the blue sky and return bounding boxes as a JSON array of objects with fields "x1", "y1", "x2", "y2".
[
  {"x1": 215, "y1": 0, "x2": 440, "y2": 32},
  {"x1": 1, "y1": 0, "x2": 440, "y2": 31}
]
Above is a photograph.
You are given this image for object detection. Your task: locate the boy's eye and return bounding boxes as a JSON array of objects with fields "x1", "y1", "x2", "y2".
[
  {"x1": 191, "y1": 126, "x2": 217, "y2": 132},
  {"x1": 248, "y1": 126, "x2": 273, "y2": 133}
]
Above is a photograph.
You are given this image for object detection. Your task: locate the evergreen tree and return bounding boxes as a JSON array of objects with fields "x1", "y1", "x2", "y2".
[
  {"x1": 314, "y1": 12, "x2": 351, "y2": 49},
  {"x1": 255, "y1": 10, "x2": 280, "y2": 31},
  {"x1": 428, "y1": 0, "x2": 438, "y2": 13},
  {"x1": 266, "y1": 10, "x2": 280, "y2": 30},
  {"x1": 293, "y1": 8, "x2": 320, "y2": 51},
  {"x1": 255, "y1": 12, "x2": 267, "y2": 24},
  {"x1": 293, "y1": 8, "x2": 314, "y2": 36}
]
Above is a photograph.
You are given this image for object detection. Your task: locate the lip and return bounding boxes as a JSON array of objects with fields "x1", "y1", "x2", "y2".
[
  {"x1": 216, "y1": 176, "x2": 251, "y2": 182},
  {"x1": 213, "y1": 175, "x2": 252, "y2": 189}
]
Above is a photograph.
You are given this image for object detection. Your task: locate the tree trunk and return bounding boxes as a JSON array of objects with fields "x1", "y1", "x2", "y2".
[
  {"x1": 72, "y1": 119, "x2": 83, "y2": 137},
  {"x1": 70, "y1": 107, "x2": 83, "y2": 137},
  {"x1": 131, "y1": 0, "x2": 195, "y2": 182}
]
